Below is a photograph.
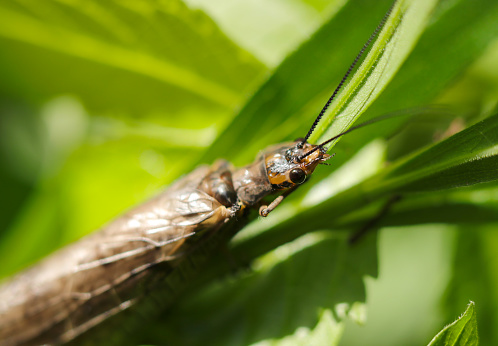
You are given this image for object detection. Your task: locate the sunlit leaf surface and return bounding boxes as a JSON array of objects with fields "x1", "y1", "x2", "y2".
[{"x1": 428, "y1": 302, "x2": 478, "y2": 346}]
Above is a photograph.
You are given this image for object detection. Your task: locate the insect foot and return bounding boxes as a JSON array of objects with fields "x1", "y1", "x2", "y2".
[{"x1": 259, "y1": 205, "x2": 269, "y2": 217}]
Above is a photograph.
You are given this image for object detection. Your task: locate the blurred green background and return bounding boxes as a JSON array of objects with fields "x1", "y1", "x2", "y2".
[{"x1": 1, "y1": 0, "x2": 498, "y2": 345}]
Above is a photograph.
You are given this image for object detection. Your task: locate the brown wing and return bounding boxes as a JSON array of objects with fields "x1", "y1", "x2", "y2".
[{"x1": 0, "y1": 165, "x2": 232, "y2": 345}]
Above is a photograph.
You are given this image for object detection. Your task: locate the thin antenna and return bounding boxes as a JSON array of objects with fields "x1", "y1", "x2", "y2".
[
  {"x1": 299, "y1": 0, "x2": 397, "y2": 148},
  {"x1": 297, "y1": 105, "x2": 454, "y2": 161}
]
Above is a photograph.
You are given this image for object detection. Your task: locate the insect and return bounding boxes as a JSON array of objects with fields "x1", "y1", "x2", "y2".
[{"x1": 0, "y1": 2, "x2": 396, "y2": 345}]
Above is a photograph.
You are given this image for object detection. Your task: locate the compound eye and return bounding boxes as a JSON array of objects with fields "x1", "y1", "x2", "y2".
[{"x1": 289, "y1": 168, "x2": 306, "y2": 184}]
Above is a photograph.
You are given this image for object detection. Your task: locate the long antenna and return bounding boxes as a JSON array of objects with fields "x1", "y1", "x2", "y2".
[
  {"x1": 299, "y1": 0, "x2": 397, "y2": 148},
  {"x1": 297, "y1": 106, "x2": 453, "y2": 162}
]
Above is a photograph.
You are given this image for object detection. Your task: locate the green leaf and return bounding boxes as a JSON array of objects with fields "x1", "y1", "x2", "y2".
[
  {"x1": 443, "y1": 225, "x2": 498, "y2": 344},
  {"x1": 198, "y1": 0, "x2": 403, "y2": 166},
  {"x1": 364, "y1": 201, "x2": 498, "y2": 228},
  {"x1": 183, "y1": 0, "x2": 344, "y2": 67},
  {"x1": 257, "y1": 309, "x2": 344, "y2": 346},
  {"x1": 398, "y1": 154, "x2": 498, "y2": 192},
  {"x1": 332, "y1": 0, "x2": 498, "y2": 163},
  {"x1": 428, "y1": 301, "x2": 478, "y2": 346},
  {"x1": 0, "y1": 0, "x2": 265, "y2": 275},
  {"x1": 0, "y1": 0, "x2": 263, "y2": 118},
  {"x1": 146, "y1": 231, "x2": 376, "y2": 346},
  {"x1": 311, "y1": 0, "x2": 438, "y2": 146},
  {"x1": 387, "y1": 114, "x2": 498, "y2": 177},
  {"x1": 365, "y1": 0, "x2": 498, "y2": 116},
  {"x1": 340, "y1": 225, "x2": 455, "y2": 345},
  {"x1": 367, "y1": 113, "x2": 498, "y2": 194}
]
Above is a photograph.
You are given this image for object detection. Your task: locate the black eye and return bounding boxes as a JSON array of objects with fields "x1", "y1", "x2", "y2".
[{"x1": 289, "y1": 168, "x2": 306, "y2": 184}]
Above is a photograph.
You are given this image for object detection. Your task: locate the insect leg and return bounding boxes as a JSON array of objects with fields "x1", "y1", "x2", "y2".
[{"x1": 259, "y1": 186, "x2": 298, "y2": 217}]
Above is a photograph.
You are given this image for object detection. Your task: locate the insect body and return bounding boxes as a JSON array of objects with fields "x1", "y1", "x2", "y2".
[
  {"x1": 0, "y1": 142, "x2": 329, "y2": 345},
  {"x1": 0, "y1": 2, "x2": 396, "y2": 345}
]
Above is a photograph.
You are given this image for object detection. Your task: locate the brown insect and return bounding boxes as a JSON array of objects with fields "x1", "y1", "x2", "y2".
[{"x1": 0, "y1": 3, "x2": 396, "y2": 345}]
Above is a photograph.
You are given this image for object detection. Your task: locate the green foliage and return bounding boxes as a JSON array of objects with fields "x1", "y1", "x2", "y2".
[
  {"x1": 1, "y1": 0, "x2": 498, "y2": 345},
  {"x1": 0, "y1": 0, "x2": 265, "y2": 272},
  {"x1": 428, "y1": 302, "x2": 478, "y2": 346}
]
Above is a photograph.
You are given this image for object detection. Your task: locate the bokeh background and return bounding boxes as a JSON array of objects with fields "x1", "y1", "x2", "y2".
[{"x1": 1, "y1": 0, "x2": 498, "y2": 345}]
